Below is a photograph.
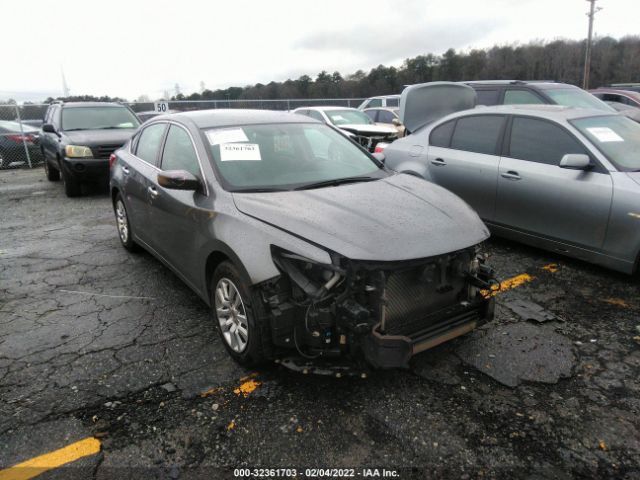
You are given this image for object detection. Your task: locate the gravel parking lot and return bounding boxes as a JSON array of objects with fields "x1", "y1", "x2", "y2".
[{"x1": 1, "y1": 167, "x2": 639, "y2": 479}]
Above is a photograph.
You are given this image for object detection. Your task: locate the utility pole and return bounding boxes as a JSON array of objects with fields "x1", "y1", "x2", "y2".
[{"x1": 582, "y1": 0, "x2": 602, "y2": 90}]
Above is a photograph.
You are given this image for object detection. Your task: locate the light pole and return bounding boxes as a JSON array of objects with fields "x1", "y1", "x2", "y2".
[{"x1": 583, "y1": 0, "x2": 602, "y2": 90}]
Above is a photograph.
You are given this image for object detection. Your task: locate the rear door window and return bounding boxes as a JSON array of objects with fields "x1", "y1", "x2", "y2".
[
  {"x1": 385, "y1": 98, "x2": 399, "y2": 107},
  {"x1": 508, "y1": 117, "x2": 587, "y2": 165},
  {"x1": 429, "y1": 120, "x2": 456, "y2": 148},
  {"x1": 450, "y1": 115, "x2": 505, "y2": 155},
  {"x1": 135, "y1": 123, "x2": 166, "y2": 166},
  {"x1": 367, "y1": 98, "x2": 382, "y2": 108}
]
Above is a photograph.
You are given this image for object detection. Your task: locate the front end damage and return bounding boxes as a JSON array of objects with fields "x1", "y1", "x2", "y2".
[{"x1": 257, "y1": 245, "x2": 496, "y2": 369}]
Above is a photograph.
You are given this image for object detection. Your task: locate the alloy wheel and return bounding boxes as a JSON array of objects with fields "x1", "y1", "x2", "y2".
[
  {"x1": 215, "y1": 278, "x2": 249, "y2": 352},
  {"x1": 115, "y1": 199, "x2": 129, "y2": 244}
]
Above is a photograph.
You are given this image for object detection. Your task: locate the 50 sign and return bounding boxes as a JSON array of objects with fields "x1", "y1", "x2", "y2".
[{"x1": 154, "y1": 101, "x2": 169, "y2": 113}]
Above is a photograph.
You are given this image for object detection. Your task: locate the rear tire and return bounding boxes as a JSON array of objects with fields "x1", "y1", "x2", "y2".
[
  {"x1": 113, "y1": 194, "x2": 140, "y2": 252},
  {"x1": 44, "y1": 159, "x2": 60, "y2": 181},
  {"x1": 211, "y1": 261, "x2": 272, "y2": 366},
  {"x1": 62, "y1": 168, "x2": 81, "y2": 197}
]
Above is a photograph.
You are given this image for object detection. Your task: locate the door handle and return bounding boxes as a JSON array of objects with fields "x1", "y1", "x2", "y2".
[
  {"x1": 147, "y1": 186, "x2": 159, "y2": 198},
  {"x1": 431, "y1": 158, "x2": 447, "y2": 166},
  {"x1": 122, "y1": 166, "x2": 130, "y2": 175},
  {"x1": 501, "y1": 171, "x2": 521, "y2": 180}
]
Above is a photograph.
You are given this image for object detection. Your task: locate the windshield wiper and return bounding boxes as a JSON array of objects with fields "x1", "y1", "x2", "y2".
[{"x1": 293, "y1": 176, "x2": 378, "y2": 191}]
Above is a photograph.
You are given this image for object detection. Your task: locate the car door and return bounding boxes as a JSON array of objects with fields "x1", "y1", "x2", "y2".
[
  {"x1": 426, "y1": 114, "x2": 506, "y2": 221},
  {"x1": 494, "y1": 116, "x2": 613, "y2": 251},
  {"x1": 149, "y1": 124, "x2": 209, "y2": 289},
  {"x1": 41, "y1": 106, "x2": 59, "y2": 160},
  {"x1": 125, "y1": 122, "x2": 167, "y2": 248}
]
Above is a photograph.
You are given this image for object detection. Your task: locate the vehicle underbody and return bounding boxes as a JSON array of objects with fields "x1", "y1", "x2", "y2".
[{"x1": 258, "y1": 245, "x2": 497, "y2": 369}]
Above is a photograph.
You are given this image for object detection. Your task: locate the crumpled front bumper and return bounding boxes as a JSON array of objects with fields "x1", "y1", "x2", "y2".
[{"x1": 361, "y1": 297, "x2": 495, "y2": 369}]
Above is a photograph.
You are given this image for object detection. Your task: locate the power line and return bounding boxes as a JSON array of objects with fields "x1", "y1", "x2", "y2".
[{"x1": 583, "y1": 0, "x2": 602, "y2": 90}]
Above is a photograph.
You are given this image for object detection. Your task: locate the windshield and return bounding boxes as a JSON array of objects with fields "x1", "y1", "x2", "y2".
[
  {"x1": 204, "y1": 123, "x2": 384, "y2": 191},
  {"x1": 62, "y1": 107, "x2": 140, "y2": 131},
  {"x1": 571, "y1": 115, "x2": 640, "y2": 171},
  {"x1": 546, "y1": 88, "x2": 614, "y2": 112},
  {"x1": 325, "y1": 110, "x2": 374, "y2": 126}
]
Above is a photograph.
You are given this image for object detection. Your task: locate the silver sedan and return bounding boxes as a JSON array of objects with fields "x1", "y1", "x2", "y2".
[{"x1": 384, "y1": 104, "x2": 640, "y2": 274}]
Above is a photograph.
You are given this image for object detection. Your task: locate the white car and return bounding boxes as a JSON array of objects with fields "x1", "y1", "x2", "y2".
[{"x1": 292, "y1": 106, "x2": 398, "y2": 152}]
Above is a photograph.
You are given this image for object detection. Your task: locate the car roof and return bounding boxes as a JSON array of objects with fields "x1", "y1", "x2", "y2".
[
  {"x1": 463, "y1": 80, "x2": 577, "y2": 91},
  {"x1": 366, "y1": 95, "x2": 400, "y2": 99},
  {"x1": 60, "y1": 102, "x2": 126, "y2": 108},
  {"x1": 591, "y1": 88, "x2": 640, "y2": 98},
  {"x1": 160, "y1": 109, "x2": 318, "y2": 129},
  {"x1": 302, "y1": 106, "x2": 359, "y2": 112},
  {"x1": 453, "y1": 104, "x2": 616, "y2": 121},
  {"x1": 363, "y1": 107, "x2": 398, "y2": 112}
]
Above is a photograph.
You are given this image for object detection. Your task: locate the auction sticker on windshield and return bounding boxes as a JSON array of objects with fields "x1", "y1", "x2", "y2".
[
  {"x1": 207, "y1": 128, "x2": 249, "y2": 145},
  {"x1": 220, "y1": 143, "x2": 262, "y2": 161},
  {"x1": 587, "y1": 127, "x2": 624, "y2": 142}
]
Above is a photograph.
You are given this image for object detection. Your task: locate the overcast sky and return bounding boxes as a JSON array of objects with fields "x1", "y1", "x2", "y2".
[{"x1": 2, "y1": 0, "x2": 637, "y2": 102}]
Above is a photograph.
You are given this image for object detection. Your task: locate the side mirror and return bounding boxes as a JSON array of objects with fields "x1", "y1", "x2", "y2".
[
  {"x1": 559, "y1": 154, "x2": 592, "y2": 170},
  {"x1": 392, "y1": 118, "x2": 402, "y2": 127},
  {"x1": 42, "y1": 124, "x2": 56, "y2": 133},
  {"x1": 372, "y1": 152, "x2": 386, "y2": 164},
  {"x1": 157, "y1": 170, "x2": 200, "y2": 191}
]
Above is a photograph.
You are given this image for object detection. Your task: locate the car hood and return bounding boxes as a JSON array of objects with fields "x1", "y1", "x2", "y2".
[
  {"x1": 400, "y1": 82, "x2": 476, "y2": 133},
  {"x1": 62, "y1": 129, "x2": 137, "y2": 146},
  {"x1": 337, "y1": 124, "x2": 397, "y2": 136},
  {"x1": 232, "y1": 173, "x2": 489, "y2": 261}
]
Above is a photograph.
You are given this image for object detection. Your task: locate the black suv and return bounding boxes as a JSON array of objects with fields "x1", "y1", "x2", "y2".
[
  {"x1": 40, "y1": 102, "x2": 140, "y2": 197},
  {"x1": 463, "y1": 80, "x2": 613, "y2": 111}
]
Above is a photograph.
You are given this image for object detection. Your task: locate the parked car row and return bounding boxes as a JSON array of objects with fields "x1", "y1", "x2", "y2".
[{"x1": 28, "y1": 80, "x2": 639, "y2": 370}]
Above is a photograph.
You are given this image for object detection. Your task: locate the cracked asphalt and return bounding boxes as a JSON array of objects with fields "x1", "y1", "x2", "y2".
[{"x1": 1, "y1": 167, "x2": 640, "y2": 479}]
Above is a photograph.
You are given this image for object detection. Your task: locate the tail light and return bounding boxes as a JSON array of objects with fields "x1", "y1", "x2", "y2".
[
  {"x1": 109, "y1": 153, "x2": 117, "y2": 169},
  {"x1": 374, "y1": 142, "x2": 389, "y2": 153},
  {"x1": 6, "y1": 134, "x2": 34, "y2": 144}
]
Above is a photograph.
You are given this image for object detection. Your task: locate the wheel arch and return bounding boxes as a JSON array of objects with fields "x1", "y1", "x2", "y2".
[{"x1": 203, "y1": 241, "x2": 253, "y2": 307}]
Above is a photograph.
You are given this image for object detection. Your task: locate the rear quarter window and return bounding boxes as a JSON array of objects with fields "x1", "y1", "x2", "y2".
[{"x1": 450, "y1": 115, "x2": 505, "y2": 155}]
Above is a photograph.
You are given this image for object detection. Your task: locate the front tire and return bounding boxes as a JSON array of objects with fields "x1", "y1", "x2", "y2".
[
  {"x1": 44, "y1": 158, "x2": 60, "y2": 181},
  {"x1": 113, "y1": 194, "x2": 139, "y2": 252},
  {"x1": 62, "y1": 168, "x2": 81, "y2": 197},
  {"x1": 211, "y1": 261, "x2": 272, "y2": 366}
]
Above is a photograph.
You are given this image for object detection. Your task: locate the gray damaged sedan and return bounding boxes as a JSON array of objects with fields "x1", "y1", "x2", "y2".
[{"x1": 109, "y1": 110, "x2": 496, "y2": 369}]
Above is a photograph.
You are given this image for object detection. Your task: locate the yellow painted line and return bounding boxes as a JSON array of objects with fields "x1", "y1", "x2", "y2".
[
  {"x1": 0, "y1": 437, "x2": 100, "y2": 480},
  {"x1": 233, "y1": 372, "x2": 262, "y2": 397},
  {"x1": 482, "y1": 273, "x2": 535, "y2": 298},
  {"x1": 542, "y1": 263, "x2": 559, "y2": 273},
  {"x1": 603, "y1": 298, "x2": 631, "y2": 308}
]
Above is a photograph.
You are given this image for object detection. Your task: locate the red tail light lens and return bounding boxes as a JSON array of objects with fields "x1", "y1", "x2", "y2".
[
  {"x1": 109, "y1": 153, "x2": 117, "y2": 169},
  {"x1": 6, "y1": 134, "x2": 34, "y2": 144}
]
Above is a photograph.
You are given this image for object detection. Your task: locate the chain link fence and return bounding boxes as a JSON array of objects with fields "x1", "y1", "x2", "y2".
[
  {"x1": 0, "y1": 98, "x2": 365, "y2": 170},
  {"x1": 0, "y1": 103, "x2": 47, "y2": 169}
]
